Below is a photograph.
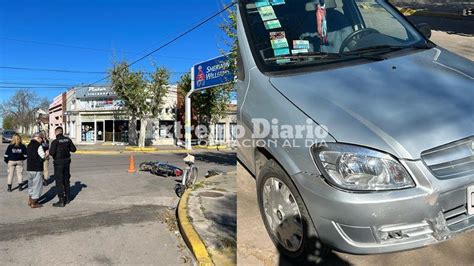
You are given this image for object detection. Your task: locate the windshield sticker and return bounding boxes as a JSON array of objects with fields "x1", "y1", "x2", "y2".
[
  {"x1": 271, "y1": 0, "x2": 286, "y2": 5},
  {"x1": 270, "y1": 31, "x2": 289, "y2": 49},
  {"x1": 256, "y1": 0, "x2": 272, "y2": 7},
  {"x1": 273, "y1": 48, "x2": 290, "y2": 56},
  {"x1": 276, "y1": 58, "x2": 291, "y2": 64},
  {"x1": 292, "y1": 49, "x2": 309, "y2": 55},
  {"x1": 264, "y1": 19, "x2": 281, "y2": 30},
  {"x1": 255, "y1": 0, "x2": 271, "y2": 7},
  {"x1": 293, "y1": 40, "x2": 310, "y2": 50},
  {"x1": 258, "y1": 5, "x2": 277, "y2": 21}
]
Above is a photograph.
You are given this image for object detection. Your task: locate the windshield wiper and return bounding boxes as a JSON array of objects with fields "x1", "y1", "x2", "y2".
[
  {"x1": 342, "y1": 45, "x2": 407, "y2": 55},
  {"x1": 343, "y1": 43, "x2": 432, "y2": 56},
  {"x1": 265, "y1": 51, "x2": 387, "y2": 64},
  {"x1": 264, "y1": 52, "x2": 342, "y2": 63}
]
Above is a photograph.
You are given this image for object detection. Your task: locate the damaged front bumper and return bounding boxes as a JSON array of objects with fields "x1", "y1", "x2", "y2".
[{"x1": 294, "y1": 160, "x2": 474, "y2": 254}]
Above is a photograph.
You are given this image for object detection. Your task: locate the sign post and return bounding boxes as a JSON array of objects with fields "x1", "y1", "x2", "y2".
[
  {"x1": 185, "y1": 67, "x2": 195, "y2": 150},
  {"x1": 185, "y1": 54, "x2": 233, "y2": 150}
]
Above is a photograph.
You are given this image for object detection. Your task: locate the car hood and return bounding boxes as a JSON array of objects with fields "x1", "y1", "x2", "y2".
[{"x1": 270, "y1": 48, "x2": 474, "y2": 160}]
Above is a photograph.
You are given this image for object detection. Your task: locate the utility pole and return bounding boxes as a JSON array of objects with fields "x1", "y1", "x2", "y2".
[{"x1": 185, "y1": 67, "x2": 195, "y2": 150}]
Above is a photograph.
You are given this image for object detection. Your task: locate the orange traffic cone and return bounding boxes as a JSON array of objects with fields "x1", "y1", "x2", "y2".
[{"x1": 128, "y1": 155, "x2": 136, "y2": 173}]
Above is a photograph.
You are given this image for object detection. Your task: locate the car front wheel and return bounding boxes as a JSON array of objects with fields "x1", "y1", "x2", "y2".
[{"x1": 257, "y1": 159, "x2": 329, "y2": 263}]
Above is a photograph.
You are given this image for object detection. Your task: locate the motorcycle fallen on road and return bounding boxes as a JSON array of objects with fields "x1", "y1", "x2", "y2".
[{"x1": 139, "y1": 161, "x2": 183, "y2": 177}]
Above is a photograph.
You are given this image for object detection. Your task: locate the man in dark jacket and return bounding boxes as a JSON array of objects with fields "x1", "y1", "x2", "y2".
[
  {"x1": 49, "y1": 127, "x2": 76, "y2": 207},
  {"x1": 26, "y1": 133, "x2": 45, "y2": 208}
]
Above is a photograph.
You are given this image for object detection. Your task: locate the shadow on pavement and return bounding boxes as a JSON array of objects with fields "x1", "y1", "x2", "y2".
[
  {"x1": 39, "y1": 181, "x2": 87, "y2": 204},
  {"x1": 407, "y1": 16, "x2": 474, "y2": 35},
  {"x1": 70, "y1": 181, "x2": 88, "y2": 202},
  {"x1": 202, "y1": 193, "x2": 237, "y2": 248},
  {"x1": 272, "y1": 216, "x2": 351, "y2": 265},
  {"x1": 278, "y1": 250, "x2": 351, "y2": 266}
]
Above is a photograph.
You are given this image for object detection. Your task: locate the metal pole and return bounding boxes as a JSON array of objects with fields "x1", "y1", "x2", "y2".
[{"x1": 185, "y1": 66, "x2": 195, "y2": 150}]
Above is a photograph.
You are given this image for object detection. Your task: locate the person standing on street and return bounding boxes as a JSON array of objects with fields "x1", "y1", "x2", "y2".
[
  {"x1": 40, "y1": 131, "x2": 50, "y2": 186},
  {"x1": 4, "y1": 134, "x2": 27, "y2": 192},
  {"x1": 49, "y1": 127, "x2": 76, "y2": 207},
  {"x1": 26, "y1": 133, "x2": 45, "y2": 208}
]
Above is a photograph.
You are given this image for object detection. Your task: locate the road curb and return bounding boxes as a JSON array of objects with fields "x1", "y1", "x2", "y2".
[
  {"x1": 177, "y1": 189, "x2": 214, "y2": 266},
  {"x1": 125, "y1": 147, "x2": 159, "y2": 152},
  {"x1": 195, "y1": 145, "x2": 231, "y2": 150}
]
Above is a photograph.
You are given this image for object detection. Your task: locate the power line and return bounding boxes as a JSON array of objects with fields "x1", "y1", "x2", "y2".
[
  {"x1": 0, "y1": 66, "x2": 106, "y2": 74},
  {"x1": 85, "y1": 2, "x2": 236, "y2": 87},
  {"x1": 0, "y1": 66, "x2": 187, "y2": 75},
  {"x1": 0, "y1": 86, "x2": 68, "y2": 89},
  {"x1": 0, "y1": 82, "x2": 183, "y2": 91},
  {"x1": 0, "y1": 37, "x2": 203, "y2": 61},
  {"x1": 0, "y1": 82, "x2": 82, "y2": 87}
]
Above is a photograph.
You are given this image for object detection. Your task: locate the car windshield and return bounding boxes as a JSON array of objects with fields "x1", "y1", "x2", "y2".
[{"x1": 240, "y1": 0, "x2": 425, "y2": 71}]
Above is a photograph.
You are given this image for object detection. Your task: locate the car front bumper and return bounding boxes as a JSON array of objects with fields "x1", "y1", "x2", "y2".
[{"x1": 293, "y1": 160, "x2": 474, "y2": 254}]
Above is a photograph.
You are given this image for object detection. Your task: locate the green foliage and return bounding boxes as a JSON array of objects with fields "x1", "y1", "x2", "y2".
[
  {"x1": 109, "y1": 61, "x2": 170, "y2": 146},
  {"x1": 2, "y1": 114, "x2": 15, "y2": 130},
  {"x1": 220, "y1": 5, "x2": 238, "y2": 62},
  {"x1": 178, "y1": 73, "x2": 230, "y2": 125},
  {"x1": 109, "y1": 62, "x2": 170, "y2": 120}
]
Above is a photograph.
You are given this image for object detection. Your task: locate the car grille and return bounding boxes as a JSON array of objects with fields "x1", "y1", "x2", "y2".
[
  {"x1": 443, "y1": 204, "x2": 474, "y2": 232},
  {"x1": 421, "y1": 136, "x2": 474, "y2": 180}
]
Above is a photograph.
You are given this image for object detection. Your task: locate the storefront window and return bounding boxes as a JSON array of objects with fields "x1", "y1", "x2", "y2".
[
  {"x1": 81, "y1": 122, "x2": 95, "y2": 142},
  {"x1": 114, "y1": 121, "x2": 129, "y2": 143},
  {"x1": 230, "y1": 123, "x2": 237, "y2": 141},
  {"x1": 159, "y1": 121, "x2": 174, "y2": 139},
  {"x1": 215, "y1": 123, "x2": 226, "y2": 142}
]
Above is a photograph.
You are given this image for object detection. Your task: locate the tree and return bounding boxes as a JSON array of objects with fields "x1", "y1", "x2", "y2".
[
  {"x1": 2, "y1": 114, "x2": 15, "y2": 130},
  {"x1": 0, "y1": 89, "x2": 42, "y2": 134},
  {"x1": 220, "y1": 4, "x2": 238, "y2": 66},
  {"x1": 38, "y1": 97, "x2": 51, "y2": 112},
  {"x1": 109, "y1": 62, "x2": 169, "y2": 147}
]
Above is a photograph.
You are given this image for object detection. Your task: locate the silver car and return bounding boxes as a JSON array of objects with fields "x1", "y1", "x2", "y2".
[{"x1": 236, "y1": 0, "x2": 473, "y2": 262}]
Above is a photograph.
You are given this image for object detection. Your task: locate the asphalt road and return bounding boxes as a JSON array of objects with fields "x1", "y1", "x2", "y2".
[
  {"x1": 237, "y1": 163, "x2": 474, "y2": 266},
  {"x1": 0, "y1": 142, "x2": 236, "y2": 265},
  {"x1": 414, "y1": 15, "x2": 474, "y2": 61}
]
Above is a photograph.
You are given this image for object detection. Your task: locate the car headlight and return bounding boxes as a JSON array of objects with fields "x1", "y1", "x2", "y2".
[{"x1": 312, "y1": 143, "x2": 415, "y2": 191}]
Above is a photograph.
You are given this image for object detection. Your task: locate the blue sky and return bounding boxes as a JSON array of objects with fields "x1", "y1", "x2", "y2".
[{"x1": 0, "y1": 0, "x2": 233, "y2": 125}]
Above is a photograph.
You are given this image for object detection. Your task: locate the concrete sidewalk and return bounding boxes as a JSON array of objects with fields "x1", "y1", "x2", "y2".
[{"x1": 179, "y1": 171, "x2": 237, "y2": 265}]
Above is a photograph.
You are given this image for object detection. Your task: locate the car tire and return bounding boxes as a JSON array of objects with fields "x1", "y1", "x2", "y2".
[{"x1": 257, "y1": 159, "x2": 330, "y2": 264}]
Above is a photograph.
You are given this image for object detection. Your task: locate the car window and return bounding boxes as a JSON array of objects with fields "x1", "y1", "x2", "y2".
[
  {"x1": 240, "y1": 0, "x2": 424, "y2": 72},
  {"x1": 356, "y1": 0, "x2": 408, "y2": 40}
]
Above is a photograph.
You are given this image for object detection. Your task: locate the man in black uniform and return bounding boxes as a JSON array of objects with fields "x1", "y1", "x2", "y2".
[{"x1": 49, "y1": 127, "x2": 76, "y2": 207}]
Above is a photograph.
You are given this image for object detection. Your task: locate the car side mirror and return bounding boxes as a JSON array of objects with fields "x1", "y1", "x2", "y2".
[{"x1": 416, "y1": 23, "x2": 432, "y2": 39}]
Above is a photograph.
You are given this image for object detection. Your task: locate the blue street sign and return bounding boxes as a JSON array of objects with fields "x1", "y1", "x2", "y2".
[{"x1": 193, "y1": 54, "x2": 233, "y2": 90}]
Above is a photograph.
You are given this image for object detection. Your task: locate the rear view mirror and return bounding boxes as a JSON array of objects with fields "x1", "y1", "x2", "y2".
[{"x1": 416, "y1": 23, "x2": 432, "y2": 39}]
